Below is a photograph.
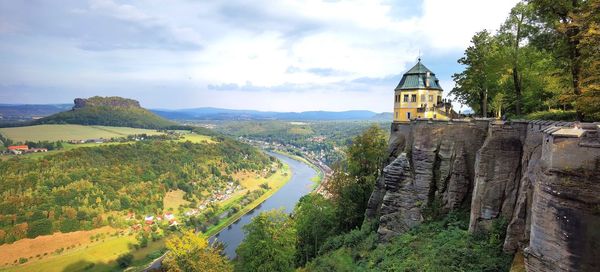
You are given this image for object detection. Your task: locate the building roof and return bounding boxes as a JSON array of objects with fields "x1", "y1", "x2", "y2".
[
  {"x1": 8, "y1": 145, "x2": 29, "y2": 150},
  {"x1": 395, "y1": 59, "x2": 443, "y2": 91}
]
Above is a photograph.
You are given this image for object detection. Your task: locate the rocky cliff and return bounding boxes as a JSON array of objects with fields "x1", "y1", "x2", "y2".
[{"x1": 367, "y1": 119, "x2": 600, "y2": 271}]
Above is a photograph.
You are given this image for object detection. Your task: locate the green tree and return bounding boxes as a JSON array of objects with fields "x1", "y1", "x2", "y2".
[
  {"x1": 116, "y1": 253, "x2": 133, "y2": 268},
  {"x1": 163, "y1": 230, "x2": 232, "y2": 272},
  {"x1": 451, "y1": 30, "x2": 503, "y2": 117},
  {"x1": 529, "y1": 0, "x2": 587, "y2": 119},
  {"x1": 293, "y1": 194, "x2": 337, "y2": 266},
  {"x1": 236, "y1": 210, "x2": 296, "y2": 272},
  {"x1": 573, "y1": 0, "x2": 600, "y2": 120},
  {"x1": 325, "y1": 125, "x2": 386, "y2": 232},
  {"x1": 497, "y1": 1, "x2": 538, "y2": 115}
]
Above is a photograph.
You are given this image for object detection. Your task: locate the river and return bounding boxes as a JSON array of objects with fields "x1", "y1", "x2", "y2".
[{"x1": 209, "y1": 151, "x2": 317, "y2": 259}]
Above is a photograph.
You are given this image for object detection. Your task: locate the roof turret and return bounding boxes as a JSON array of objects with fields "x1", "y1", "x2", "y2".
[{"x1": 395, "y1": 59, "x2": 443, "y2": 91}]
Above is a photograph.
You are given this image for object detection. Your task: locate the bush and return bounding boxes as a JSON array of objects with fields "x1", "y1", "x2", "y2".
[
  {"x1": 116, "y1": 253, "x2": 134, "y2": 268},
  {"x1": 306, "y1": 212, "x2": 513, "y2": 272},
  {"x1": 18, "y1": 257, "x2": 28, "y2": 264},
  {"x1": 524, "y1": 110, "x2": 578, "y2": 121}
]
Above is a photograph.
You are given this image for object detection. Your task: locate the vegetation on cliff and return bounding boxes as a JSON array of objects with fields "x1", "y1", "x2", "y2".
[
  {"x1": 33, "y1": 96, "x2": 177, "y2": 129},
  {"x1": 451, "y1": 0, "x2": 599, "y2": 121},
  {"x1": 304, "y1": 212, "x2": 512, "y2": 272}
]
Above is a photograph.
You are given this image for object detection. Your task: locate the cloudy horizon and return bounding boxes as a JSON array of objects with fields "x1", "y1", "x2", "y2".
[{"x1": 1, "y1": 0, "x2": 519, "y2": 112}]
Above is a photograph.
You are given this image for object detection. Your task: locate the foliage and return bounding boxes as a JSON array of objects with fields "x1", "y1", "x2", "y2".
[
  {"x1": 235, "y1": 210, "x2": 296, "y2": 272},
  {"x1": 116, "y1": 253, "x2": 133, "y2": 268},
  {"x1": 524, "y1": 109, "x2": 579, "y2": 121},
  {"x1": 325, "y1": 125, "x2": 386, "y2": 232},
  {"x1": 163, "y1": 229, "x2": 232, "y2": 272},
  {"x1": 305, "y1": 212, "x2": 512, "y2": 272},
  {"x1": 0, "y1": 137, "x2": 271, "y2": 243},
  {"x1": 452, "y1": 0, "x2": 599, "y2": 121},
  {"x1": 293, "y1": 194, "x2": 338, "y2": 266}
]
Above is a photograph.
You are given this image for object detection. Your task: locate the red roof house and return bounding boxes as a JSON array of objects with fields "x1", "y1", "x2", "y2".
[{"x1": 8, "y1": 145, "x2": 28, "y2": 151}]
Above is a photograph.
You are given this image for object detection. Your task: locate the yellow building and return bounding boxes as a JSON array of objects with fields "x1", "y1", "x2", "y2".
[{"x1": 393, "y1": 59, "x2": 454, "y2": 122}]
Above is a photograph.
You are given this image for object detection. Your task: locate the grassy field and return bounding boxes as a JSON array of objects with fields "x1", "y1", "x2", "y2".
[
  {"x1": 178, "y1": 133, "x2": 215, "y2": 144},
  {"x1": 0, "y1": 225, "x2": 163, "y2": 272},
  {"x1": 2, "y1": 234, "x2": 164, "y2": 272},
  {"x1": 163, "y1": 190, "x2": 190, "y2": 212},
  {"x1": 0, "y1": 124, "x2": 164, "y2": 142}
]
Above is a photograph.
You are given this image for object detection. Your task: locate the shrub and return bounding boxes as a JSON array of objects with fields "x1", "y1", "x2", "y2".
[
  {"x1": 18, "y1": 258, "x2": 28, "y2": 264},
  {"x1": 524, "y1": 110, "x2": 578, "y2": 121},
  {"x1": 116, "y1": 253, "x2": 134, "y2": 268}
]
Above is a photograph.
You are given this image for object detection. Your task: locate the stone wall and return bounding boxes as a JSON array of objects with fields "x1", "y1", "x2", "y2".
[{"x1": 367, "y1": 119, "x2": 600, "y2": 271}]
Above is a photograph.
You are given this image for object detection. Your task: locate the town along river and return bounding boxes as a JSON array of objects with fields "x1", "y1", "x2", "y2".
[{"x1": 209, "y1": 151, "x2": 317, "y2": 259}]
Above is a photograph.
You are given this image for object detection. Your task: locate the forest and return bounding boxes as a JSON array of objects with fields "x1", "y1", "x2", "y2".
[
  {"x1": 0, "y1": 136, "x2": 273, "y2": 244},
  {"x1": 451, "y1": 0, "x2": 599, "y2": 121}
]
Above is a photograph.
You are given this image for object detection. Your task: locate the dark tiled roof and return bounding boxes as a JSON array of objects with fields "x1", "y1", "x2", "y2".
[{"x1": 395, "y1": 61, "x2": 443, "y2": 91}]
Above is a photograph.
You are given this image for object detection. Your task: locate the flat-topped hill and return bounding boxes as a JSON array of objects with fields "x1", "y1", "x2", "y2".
[{"x1": 33, "y1": 96, "x2": 176, "y2": 129}]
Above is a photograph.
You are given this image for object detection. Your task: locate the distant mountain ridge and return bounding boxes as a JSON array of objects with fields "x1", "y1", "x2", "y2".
[
  {"x1": 1, "y1": 102, "x2": 393, "y2": 123},
  {"x1": 152, "y1": 107, "x2": 392, "y2": 121},
  {"x1": 32, "y1": 96, "x2": 176, "y2": 129}
]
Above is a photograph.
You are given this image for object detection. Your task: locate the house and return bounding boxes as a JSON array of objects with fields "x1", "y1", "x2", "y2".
[
  {"x1": 8, "y1": 145, "x2": 28, "y2": 151},
  {"x1": 393, "y1": 59, "x2": 455, "y2": 122},
  {"x1": 164, "y1": 212, "x2": 175, "y2": 221},
  {"x1": 144, "y1": 215, "x2": 154, "y2": 224}
]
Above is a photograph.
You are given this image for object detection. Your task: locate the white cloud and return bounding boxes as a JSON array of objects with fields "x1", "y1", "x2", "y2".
[{"x1": 0, "y1": 0, "x2": 521, "y2": 111}]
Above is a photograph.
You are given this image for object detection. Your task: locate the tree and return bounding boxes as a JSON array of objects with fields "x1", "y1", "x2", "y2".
[
  {"x1": 235, "y1": 210, "x2": 296, "y2": 272},
  {"x1": 116, "y1": 253, "x2": 133, "y2": 268},
  {"x1": 573, "y1": 0, "x2": 600, "y2": 120},
  {"x1": 293, "y1": 194, "x2": 337, "y2": 266},
  {"x1": 498, "y1": 1, "x2": 538, "y2": 115},
  {"x1": 163, "y1": 230, "x2": 232, "y2": 272},
  {"x1": 529, "y1": 0, "x2": 586, "y2": 120},
  {"x1": 324, "y1": 125, "x2": 386, "y2": 231},
  {"x1": 451, "y1": 30, "x2": 503, "y2": 117}
]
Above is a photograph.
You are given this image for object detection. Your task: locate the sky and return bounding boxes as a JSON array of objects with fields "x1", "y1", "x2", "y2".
[{"x1": 0, "y1": 0, "x2": 520, "y2": 112}]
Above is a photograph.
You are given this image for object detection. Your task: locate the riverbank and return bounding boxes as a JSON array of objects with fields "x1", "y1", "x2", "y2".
[
  {"x1": 203, "y1": 163, "x2": 292, "y2": 237},
  {"x1": 271, "y1": 149, "x2": 325, "y2": 190},
  {"x1": 141, "y1": 152, "x2": 301, "y2": 270}
]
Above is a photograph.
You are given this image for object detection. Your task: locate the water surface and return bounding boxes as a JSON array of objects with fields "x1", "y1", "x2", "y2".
[{"x1": 210, "y1": 152, "x2": 316, "y2": 258}]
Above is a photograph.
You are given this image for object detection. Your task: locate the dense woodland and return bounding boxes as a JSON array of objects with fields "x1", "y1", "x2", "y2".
[
  {"x1": 0, "y1": 137, "x2": 273, "y2": 244},
  {"x1": 451, "y1": 0, "x2": 599, "y2": 121}
]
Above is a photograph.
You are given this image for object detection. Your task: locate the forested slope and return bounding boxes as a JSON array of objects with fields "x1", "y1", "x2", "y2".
[{"x1": 0, "y1": 137, "x2": 272, "y2": 244}]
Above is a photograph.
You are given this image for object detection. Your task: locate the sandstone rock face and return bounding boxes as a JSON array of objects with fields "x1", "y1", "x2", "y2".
[
  {"x1": 370, "y1": 119, "x2": 600, "y2": 272},
  {"x1": 368, "y1": 120, "x2": 488, "y2": 239},
  {"x1": 468, "y1": 122, "x2": 527, "y2": 233},
  {"x1": 524, "y1": 126, "x2": 600, "y2": 272},
  {"x1": 73, "y1": 96, "x2": 141, "y2": 110},
  {"x1": 376, "y1": 154, "x2": 421, "y2": 242}
]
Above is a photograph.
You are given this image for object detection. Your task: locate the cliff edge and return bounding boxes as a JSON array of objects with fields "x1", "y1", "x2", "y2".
[{"x1": 367, "y1": 119, "x2": 600, "y2": 271}]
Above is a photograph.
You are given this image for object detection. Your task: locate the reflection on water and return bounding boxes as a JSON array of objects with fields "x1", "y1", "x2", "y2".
[{"x1": 209, "y1": 152, "x2": 316, "y2": 259}]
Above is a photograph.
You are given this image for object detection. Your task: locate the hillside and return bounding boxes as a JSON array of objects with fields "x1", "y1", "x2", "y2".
[
  {"x1": 0, "y1": 137, "x2": 273, "y2": 244},
  {"x1": 33, "y1": 97, "x2": 176, "y2": 129}
]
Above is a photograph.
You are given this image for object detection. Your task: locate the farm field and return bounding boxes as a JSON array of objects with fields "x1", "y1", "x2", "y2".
[
  {"x1": 178, "y1": 133, "x2": 215, "y2": 143},
  {"x1": 2, "y1": 233, "x2": 164, "y2": 272},
  {"x1": 0, "y1": 124, "x2": 165, "y2": 142},
  {"x1": 163, "y1": 190, "x2": 190, "y2": 211}
]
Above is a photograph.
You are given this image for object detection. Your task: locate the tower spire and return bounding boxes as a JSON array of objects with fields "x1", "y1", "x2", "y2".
[{"x1": 418, "y1": 49, "x2": 421, "y2": 62}]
